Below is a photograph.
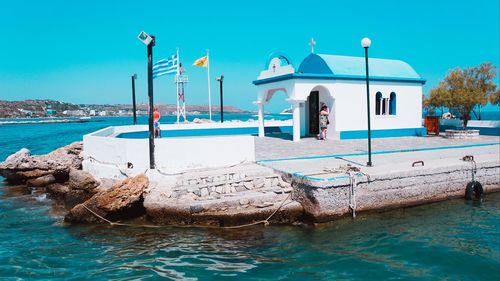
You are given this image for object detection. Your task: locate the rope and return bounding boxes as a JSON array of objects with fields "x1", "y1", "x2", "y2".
[
  {"x1": 348, "y1": 171, "x2": 357, "y2": 218},
  {"x1": 155, "y1": 160, "x2": 250, "y2": 176},
  {"x1": 221, "y1": 192, "x2": 293, "y2": 229},
  {"x1": 80, "y1": 191, "x2": 293, "y2": 229},
  {"x1": 82, "y1": 204, "x2": 161, "y2": 228},
  {"x1": 461, "y1": 155, "x2": 477, "y2": 182},
  {"x1": 85, "y1": 156, "x2": 129, "y2": 178}
]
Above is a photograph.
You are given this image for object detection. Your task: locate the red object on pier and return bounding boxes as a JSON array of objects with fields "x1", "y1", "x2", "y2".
[{"x1": 424, "y1": 116, "x2": 440, "y2": 135}]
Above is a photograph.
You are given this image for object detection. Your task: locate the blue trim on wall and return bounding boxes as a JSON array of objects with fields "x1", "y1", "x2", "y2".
[
  {"x1": 253, "y1": 73, "x2": 427, "y2": 85},
  {"x1": 340, "y1": 127, "x2": 427, "y2": 139},
  {"x1": 257, "y1": 142, "x2": 500, "y2": 163}
]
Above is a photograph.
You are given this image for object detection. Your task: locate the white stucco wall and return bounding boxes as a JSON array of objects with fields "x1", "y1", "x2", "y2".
[
  {"x1": 329, "y1": 80, "x2": 423, "y2": 131},
  {"x1": 82, "y1": 122, "x2": 282, "y2": 179},
  {"x1": 257, "y1": 78, "x2": 423, "y2": 140}
]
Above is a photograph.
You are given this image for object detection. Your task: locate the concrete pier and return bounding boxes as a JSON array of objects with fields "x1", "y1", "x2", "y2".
[
  {"x1": 256, "y1": 134, "x2": 500, "y2": 222},
  {"x1": 141, "y1": 134, "x2": 499, "y2": 225},
  {"x1": 1, "y1": 132, "x2": 498, "y2": 226}
]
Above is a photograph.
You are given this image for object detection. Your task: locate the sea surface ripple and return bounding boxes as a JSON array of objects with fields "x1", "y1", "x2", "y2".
[{"x1": 0, "y1": 115, "x2": 499, "y2": 280}]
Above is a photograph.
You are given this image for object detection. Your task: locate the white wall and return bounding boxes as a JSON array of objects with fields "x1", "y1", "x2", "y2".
[
  {"x1": 256, "y1": 78, "x2": 423, "y2": 141},
  {"x1": 294, "y1": 79, "x2": 423, "y2": 132},
  {"x1": 83, "y1": 124, "x2": 261, "y2": 179}
]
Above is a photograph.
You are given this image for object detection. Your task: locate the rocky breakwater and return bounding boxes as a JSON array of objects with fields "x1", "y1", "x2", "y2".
[
  {"x1": 0, "y1": 143, "x2": 148, "y2": 223},
  {"x1": 1, "y1": 144, "x2": 304, "y2": 226},
  {"x1": 65, "y1": 174, "x2": 148, "y2": 223},
  {"x1": 0, "y1": 142, "x2": 83, "y2": 185}
]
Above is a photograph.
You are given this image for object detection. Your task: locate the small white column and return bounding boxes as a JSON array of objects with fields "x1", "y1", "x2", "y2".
[
  {"x1": 292, "y1": 101, "x2": 301, "y2": 142},
  {"x1": 254, "y1": 101, "x2": 265, "y2": 137}
]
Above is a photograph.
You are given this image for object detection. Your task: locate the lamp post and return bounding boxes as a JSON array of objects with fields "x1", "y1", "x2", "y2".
[
  {"x1": 131, "y1": 74, "x2": 137, "y2": 125},
  {"x1": 361, "y1": 37, "x2": 373, "y2": 167},
  {"x1": 138, "y1": 31, "x2": 156, "y2": 169},
  {"x1": 216, "y1": 75, "x2": 224, "y2": 122}
]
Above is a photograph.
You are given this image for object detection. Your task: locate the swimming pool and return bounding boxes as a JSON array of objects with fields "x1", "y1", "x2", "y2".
[{"x1": 116, "y1": 126, "x2": 292, "y2": 139}]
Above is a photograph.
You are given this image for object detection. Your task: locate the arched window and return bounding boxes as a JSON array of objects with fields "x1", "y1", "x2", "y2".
[
  {"x1": 375, "y1": 92, "x2": 382, "y2": 115},
  {"x1": 389, "y1": 92, "x2": 396, "y2": 115}
]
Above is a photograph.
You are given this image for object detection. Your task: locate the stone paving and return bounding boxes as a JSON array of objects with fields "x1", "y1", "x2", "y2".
[
  {"x1": 255, "y1": 134, "x2": 500, "y2": 185},
  {"x1": 255, "y1": 133, "x2": 500, "y2": 161}
]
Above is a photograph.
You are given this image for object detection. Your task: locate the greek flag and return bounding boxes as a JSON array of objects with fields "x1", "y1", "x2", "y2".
[{"x1": 153, "y1": 54, "x2": 179, "y2": 78}]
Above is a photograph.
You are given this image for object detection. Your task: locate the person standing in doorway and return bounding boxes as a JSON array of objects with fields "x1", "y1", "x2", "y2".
[
  {"x1": 318, "y1": 104, "x2": 329, "y2": 141},
  {"x1": 153, "y1": 107, "x2": 161, "y2": 138}
]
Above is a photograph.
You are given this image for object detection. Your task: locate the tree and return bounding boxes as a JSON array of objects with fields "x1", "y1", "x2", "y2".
[
  {"x1": 489, "y1": 89, "x2": 500, "y2": 106},
  {"x1": 427, "y1": 62, "x2": 497, "y2": 127},
  {"x1": 425, "y1": 83, "x2": 448, "y2": 116}
]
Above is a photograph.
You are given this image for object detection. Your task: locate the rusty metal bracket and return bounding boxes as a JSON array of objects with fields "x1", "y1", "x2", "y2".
[
  {"x1": 461, "y1": 155, "x2": 474, "y2": 162},
  {"x1": 412, "y1": 161, "x2": 424, "y2": 167}
]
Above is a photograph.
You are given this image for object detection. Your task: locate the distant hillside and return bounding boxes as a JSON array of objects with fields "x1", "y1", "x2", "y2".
[
  {"x1": 0, "y1": 99, "x2": 248, "y2": 118},
  {"x1": 0, "y1": 100, "x2": 80, "y2": 118}
]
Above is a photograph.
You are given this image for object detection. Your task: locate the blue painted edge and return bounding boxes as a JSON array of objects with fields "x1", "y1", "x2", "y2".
[
  {"x1": 340, "y1": 127, "x2": 427, "y2": 140},
  {"x1": 256, "y1": 142, "x2": 500, "y2": 163},
  {"x1": 253, "y1": 73, "x2": 427, "y2": 85},
  {"x1": 291, "y1": 172, "x2": 366, "y2": 182}
]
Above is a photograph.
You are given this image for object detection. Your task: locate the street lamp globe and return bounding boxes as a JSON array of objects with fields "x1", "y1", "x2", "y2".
[{"x1": 361, "y1": 37, "x2": 371, "y2": 48}]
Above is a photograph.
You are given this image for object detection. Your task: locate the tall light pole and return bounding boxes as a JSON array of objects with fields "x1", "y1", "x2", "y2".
[
  {"x1": 216, "y1": 75, "x2": 224, "y2": 123},
  {"x1": 138, "y1": 31, "x2": 156, "y2": 169},
  {"x1": 361, "y1": 37, "x2": 373, "y2": 167},
  {"x1": 131, "y1": 74, "x2": 137, "y2": 125}
]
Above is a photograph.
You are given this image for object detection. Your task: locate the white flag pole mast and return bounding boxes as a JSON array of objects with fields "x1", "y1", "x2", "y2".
[
  {"x1": 176, "y1": 47, "x2": 180, "y2": 123},
  {"x1": 206, "y1": 49, "x2": 212, "y2": 121}
]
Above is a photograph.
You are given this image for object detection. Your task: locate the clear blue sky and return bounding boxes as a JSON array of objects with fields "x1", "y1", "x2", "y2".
[{"x1": 0, "y1": 0, "x2": 498, "y2": 112}]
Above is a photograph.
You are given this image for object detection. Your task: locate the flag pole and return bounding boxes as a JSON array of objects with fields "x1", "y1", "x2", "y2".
[
  {"x1": 206, "y1": 49, "x2": 212, "y2": 121},
  {"x1": 176, "y1": 47, "x2": 180, "y2": 123}
]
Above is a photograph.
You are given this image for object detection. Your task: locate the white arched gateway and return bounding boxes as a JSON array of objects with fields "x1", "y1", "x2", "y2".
[{"x1": 253, "y1": 51, "x2": 427, "y2": 142}]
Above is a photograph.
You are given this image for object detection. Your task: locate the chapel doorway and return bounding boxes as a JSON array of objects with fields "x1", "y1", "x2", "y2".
[{"x1": 308, "y1": 91, "x2": 319, "y2": 135}]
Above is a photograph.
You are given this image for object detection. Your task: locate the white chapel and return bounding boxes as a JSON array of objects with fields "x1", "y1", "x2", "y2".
[{"x1": 253, "y1": 41, "x2": 427, "y2": 142}]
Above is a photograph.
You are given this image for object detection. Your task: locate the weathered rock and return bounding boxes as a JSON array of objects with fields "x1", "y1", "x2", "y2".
[
  {"x1": 41, "y1": 168, "x2": 101, "y2": 208},
  {"x1": 47, "y1": 183, "x2": 70, "y2": 197},
  {"x1": 200, "y1": 188, "x2": 209, "y2": 197},
  {"x1": 26, "y1": 174, "x2": 56, "y2": 187},
  {"x1": 243, "y1": 181, "x2": 253, "y2": 190},
  {"x1": 67, "y1": 168, "x2": 100, "y2": 191},
  {"x1": 0, "y1": 142, "x2": 83, "y2": 183},
  {"x1": 235, "y1": 185, "x2": 246, "y2": 192},
  {"x1": 254, "y1": 178, "x2": 265, "y2": 189},
  {"x1": 65, "y1": 174, "x2": 149, "y2": 223}
]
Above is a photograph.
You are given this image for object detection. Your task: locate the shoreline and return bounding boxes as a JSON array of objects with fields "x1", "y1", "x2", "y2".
[
  {"x1": 0, "y1": 119, "x2": 95, "y2": 125},
  {"x1": 1, "y1": 134, "x2": 498, "y2": 227}
]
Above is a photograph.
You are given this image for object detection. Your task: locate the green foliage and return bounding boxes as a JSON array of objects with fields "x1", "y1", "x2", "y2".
[
  {"x1": 489, "y1": 89, "x2": 500, "y2": 106},
  {"x1": 426, "y1": 62, "x2": 497, "y2": 127}
]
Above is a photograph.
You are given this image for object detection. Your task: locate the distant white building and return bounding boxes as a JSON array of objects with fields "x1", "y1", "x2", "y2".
[
  {"x1": 89, "y1": 110, "x2": 96, "y2": 116},
  {"x1": 99, "y1": 111, "x2": 107, "y2": 116},
  {"x1": 253, "y1": 51, "x2": 426, "y2": 141},
  {"x1": 18, "y1": 108, "x2": 33, "y2": 117},
  {"x1": 62, "y1": 110, "x2": 85, "y2": 116}
]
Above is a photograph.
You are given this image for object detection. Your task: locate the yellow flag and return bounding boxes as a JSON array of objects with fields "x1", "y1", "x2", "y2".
[{"x1": 193, "y1": 55, "x2": 209, "y2": 67}]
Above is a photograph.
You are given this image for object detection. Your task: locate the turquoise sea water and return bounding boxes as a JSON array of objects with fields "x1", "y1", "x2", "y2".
[{"x1": 1, "y1": 115, "x2": 499, "y2": 280}]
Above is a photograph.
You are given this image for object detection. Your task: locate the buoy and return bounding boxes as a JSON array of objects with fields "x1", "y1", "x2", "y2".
[{"x1": 465, "y1": 181, "x2": 484, "y2": 201}]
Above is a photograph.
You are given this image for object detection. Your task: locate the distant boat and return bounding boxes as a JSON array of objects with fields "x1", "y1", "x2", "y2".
[
  {"x1": 280, "y1": 106, "x2": 293, "y2": 115},
  {"x1": 79, "y1": 117, "x2": 91, "y2": 120}
]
